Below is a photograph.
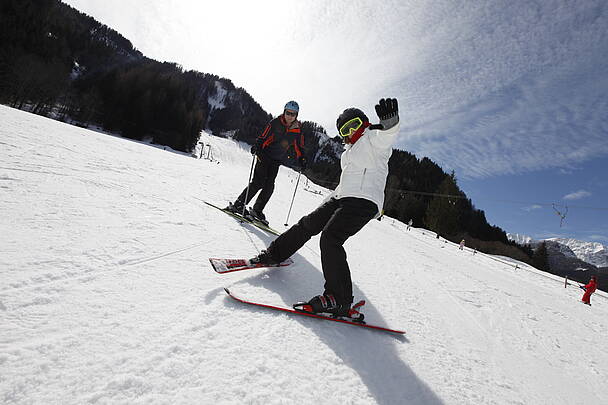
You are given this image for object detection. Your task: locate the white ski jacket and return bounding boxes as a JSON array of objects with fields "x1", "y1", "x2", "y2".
[{"x1": 326, "y1": 122, "x2": 400, "y2": 215}]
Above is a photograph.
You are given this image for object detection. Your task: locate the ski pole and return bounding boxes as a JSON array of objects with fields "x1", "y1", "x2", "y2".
[
  {"x1": 242, "y1": 155, "x2": 256, "y2": 218},
  {"x1": 284, "y1": 170, "x2": 302, "y2": 226}
]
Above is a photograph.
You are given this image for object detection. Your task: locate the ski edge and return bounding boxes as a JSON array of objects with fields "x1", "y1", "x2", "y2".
[{"x1": 223, "y1": 288, "x2": 405, "y2": 335}]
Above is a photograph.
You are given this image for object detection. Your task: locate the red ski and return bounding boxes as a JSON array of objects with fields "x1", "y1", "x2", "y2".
[
  {"x1": 224, "y1": 288, "x2": 405, "y2": 335},
  {"x1": 209, "y1": 257, "x2": 293, "y2": 274}
]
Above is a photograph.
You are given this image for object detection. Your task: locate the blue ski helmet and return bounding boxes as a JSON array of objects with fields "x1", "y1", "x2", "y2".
[{"x1": 284, "y1": 100, "x2": 299, "y2": 113}]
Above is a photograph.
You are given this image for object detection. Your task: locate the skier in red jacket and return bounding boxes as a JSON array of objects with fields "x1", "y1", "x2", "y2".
[
  {"x1": 581, "y1": 275, "x2": 597, "y2": 305},
  {"x1": 226, "y1": 101, "x2": 305, "y2": 225}
]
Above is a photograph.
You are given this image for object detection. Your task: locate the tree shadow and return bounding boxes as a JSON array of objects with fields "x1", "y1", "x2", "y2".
[{"x1": 226, "y1": 253, "x2": 444, "y2": 405}]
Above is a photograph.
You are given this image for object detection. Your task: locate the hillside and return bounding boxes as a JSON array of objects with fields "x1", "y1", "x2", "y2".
[
  {"x1": 507, "y1": 233, "x2": 607, "y2": 292},
  {"x1": 1, "y1": 105, "x2": 607, "y2": 404}
]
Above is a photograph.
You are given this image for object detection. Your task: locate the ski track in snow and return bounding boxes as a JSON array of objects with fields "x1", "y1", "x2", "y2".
[{"x1": 1, "y1": 105, "x2": 607, "y2": 404}]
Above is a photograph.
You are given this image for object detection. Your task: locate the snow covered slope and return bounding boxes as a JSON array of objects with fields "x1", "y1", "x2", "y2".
[{"x1": 2, "y1": 105, "x2": 607, "y2": 404}]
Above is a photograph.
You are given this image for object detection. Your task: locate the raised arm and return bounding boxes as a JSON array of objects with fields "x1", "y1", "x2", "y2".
[{"x1": 369, "y1": 98, "x2": 400, "y2": 149}]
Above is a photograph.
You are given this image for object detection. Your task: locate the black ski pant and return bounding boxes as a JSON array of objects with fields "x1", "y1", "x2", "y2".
[
  {"x1": 267, "y1": 197, "x2": 378, "y2": 305},
  {"x1": 236, "y1": 156, "x2": 280, "y2": 213}
]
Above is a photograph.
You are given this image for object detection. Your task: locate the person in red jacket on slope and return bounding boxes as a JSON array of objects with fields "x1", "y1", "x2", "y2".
[
  {"x1": 226, "y1": 101, "x2": 306, "y2": 225},
  {"x1": 581, "y1": 275, "x2": 597, "y2": 305}
]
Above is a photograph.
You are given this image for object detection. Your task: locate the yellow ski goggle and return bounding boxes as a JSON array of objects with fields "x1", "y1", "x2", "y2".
[{"x1": 338, "y1": 117, "x2": 363, "y2": 137}]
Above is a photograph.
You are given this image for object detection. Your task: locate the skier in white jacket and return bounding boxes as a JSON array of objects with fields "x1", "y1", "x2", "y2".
[{"x1": 250, "y1": 98, "x2": 400, "y2": 317}]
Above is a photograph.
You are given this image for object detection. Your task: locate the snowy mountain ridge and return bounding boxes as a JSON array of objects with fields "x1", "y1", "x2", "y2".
[
  {"x1": 548, "y1": 238, "x2": 608, "y2": 268},
  {"x1": 506, "y1": 233, "x2": 537, "y2": 246},
  {"x1": 2, "y1": 105, "x2": 607, "y2": 404},
  {"x1": 507, "y1": 233, "x2": 608, "y2": 268}
]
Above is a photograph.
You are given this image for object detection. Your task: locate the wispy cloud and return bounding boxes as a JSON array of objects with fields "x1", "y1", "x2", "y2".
[
  {"x1": 563, "y1": 190, "x2": 592, "y2": 200},
  {"x1": 558, "y1": 166, "x2": 581, "y2": 175},
  {"x1": 393, "y1": 1, "x2": 608, "y2": 179},
  {"x1": 589, "y1": 235, "x2": 608, "y2": 243},
  {"x1": 534, "y1": 231, "x2": 566, "y2": 240},
  {"x1": 522, "y1": 204, "x2": 542, "y2": 212}
]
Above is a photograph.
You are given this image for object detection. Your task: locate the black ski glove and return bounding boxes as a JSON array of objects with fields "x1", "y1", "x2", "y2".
[
  {"x1": 299, "y1": 156, "x2": 307, "y2": 170},
  {"x1": 251, "y1": 143, "x2": 258, "y2": 155},
  {"x1": 375, "y1": 98, "x2": 399, "y2": 130}
]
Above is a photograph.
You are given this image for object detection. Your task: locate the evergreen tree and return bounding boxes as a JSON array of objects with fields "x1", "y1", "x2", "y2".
[
  {"x1": 423, "y1": 171, "x2": 462, "y2": 236},
  {"x1": 532, "y1": 242, "x2": 550, "y2": 272}
]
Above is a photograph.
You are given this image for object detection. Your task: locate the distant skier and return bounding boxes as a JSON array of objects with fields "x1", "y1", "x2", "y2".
[
  {"x1": 407, "y1": 219, "x2": 412, "y2": 230},
  {"x1": 581, "y1": 275, "x2": 597, "y2": 305},
  {"x1": 459, "y1": 239, "x2": 465, "y2": 250},
  {"x1": 226, "y1": 101, "x2": 306, "y2": 225},
  {"x1": 249, "y1": 98, "x2": 400, "y2": 317}
]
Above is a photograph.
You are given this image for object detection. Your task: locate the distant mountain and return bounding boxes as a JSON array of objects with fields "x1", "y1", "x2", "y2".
[
  {"x1": 507, "y1": 233, "x2": 537, "y2": 246},
  {"x1": 509, "y1": 233, "x2": 605, "y2": 289},
  {"x1": 507, "y1": 233, "x2": 608, "y2": 269},
  {"x1": 547, "y1": 238, "x2": 608, "y2": 268}
]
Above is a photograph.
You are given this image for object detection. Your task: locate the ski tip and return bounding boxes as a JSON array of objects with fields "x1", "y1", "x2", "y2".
[{"x1": 208, "y1": 258, "x2": 222, "y2": 273}]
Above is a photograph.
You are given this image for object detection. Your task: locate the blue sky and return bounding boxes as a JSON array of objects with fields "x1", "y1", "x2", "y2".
[
  {"x1": 64, "y1": 0, "x2": 608, "y2": 243},
  {"x1": 460, "y1": 156, "x2": 608, "y2": 242}
]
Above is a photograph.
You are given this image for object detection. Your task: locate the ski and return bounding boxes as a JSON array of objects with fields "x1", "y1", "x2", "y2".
[
  {"x1": 223, "y1": 288, "x2": 405, "y2": 335},
  {"x1": 202, "y1": 200, "x2": 281, "y2": 236},
  {"x1": 209, "y1": 257, "x2": 293, "y2": 274}
]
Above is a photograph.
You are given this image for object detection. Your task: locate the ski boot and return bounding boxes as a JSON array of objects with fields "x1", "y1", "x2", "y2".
[
  {"x1": 294, "y1": 294, "x2": 365, "y2": 322},
  {"x1": 247, "y1": 207, "x2": 269, "y2": 226},
  {"x1": 249, "y1": 249, "x2": 280, "y2": 266},
  {"x1": 225, "y1": 200, "x2": 246, "y2": 215}
]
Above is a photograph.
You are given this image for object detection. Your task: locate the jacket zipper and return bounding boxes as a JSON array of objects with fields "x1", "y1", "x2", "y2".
[{"x1": 360, "y1": 168, "x2": 367, "y2": 190}]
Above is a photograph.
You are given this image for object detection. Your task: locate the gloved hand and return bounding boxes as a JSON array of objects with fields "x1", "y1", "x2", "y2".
[
  {"x1": 250, "y1": 143, "x2": 258, "y2": 155},
  {"x1": 299, "y1": 156, "x2": 307, "y2": 170},
  {"x1": 375, "y1": 98, "x2": 399, "y2": 130}
]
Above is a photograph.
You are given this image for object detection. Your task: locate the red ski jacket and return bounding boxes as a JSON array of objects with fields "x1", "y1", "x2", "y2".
[
  {"x1": 257, "y1": 115, "x2": 304, "y2": 165},
  {"x1": 584, "y1": 279, "x2": 597, "y2": 294}
]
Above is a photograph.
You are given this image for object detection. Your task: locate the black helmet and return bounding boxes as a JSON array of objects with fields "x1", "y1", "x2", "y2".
[{"x1": 336, "y1": 108, "x2": 369, "y2": 131}]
